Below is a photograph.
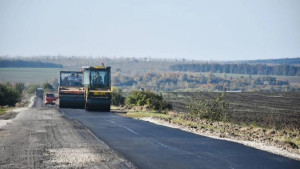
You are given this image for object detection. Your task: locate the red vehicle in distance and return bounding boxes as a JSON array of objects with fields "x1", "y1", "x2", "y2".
[{"x1": 44, "y1": 93, "x2": 56, "y2": 105}]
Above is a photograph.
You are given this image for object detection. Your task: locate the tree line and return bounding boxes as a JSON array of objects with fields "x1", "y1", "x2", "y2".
[
  {"x1": 112, "y1": 72, "x2": 294, "y2": 92},
  {"x1": 0, "y1": 60, "x2": 63, "y2": 68},
  {"x1": 238, "y1": 57, "x2": 300, "y2": 65},
  {"x1": 170, "y1": 63, "x2": 300, "y2": 76}
]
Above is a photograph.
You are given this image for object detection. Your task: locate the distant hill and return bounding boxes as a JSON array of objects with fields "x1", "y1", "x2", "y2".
[
  {"x1": 0, "y1": 60, "x2": 63, "y2": 68},
  {"x1": 234, "y1": 57, "x2": 300, "y2": 65}
]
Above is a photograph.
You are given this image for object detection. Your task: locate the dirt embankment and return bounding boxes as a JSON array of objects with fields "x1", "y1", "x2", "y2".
[{"x1": 0, "y1": 97, "x2": 135, "y2": 169}]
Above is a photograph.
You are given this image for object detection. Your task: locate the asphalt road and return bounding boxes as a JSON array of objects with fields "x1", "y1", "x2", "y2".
[
  {"x1": 62, "y1": 109, "x2": 300, "y2": 169},
  {"x1": 0, "y1": 98, "x2": 135, "y2": 169}
]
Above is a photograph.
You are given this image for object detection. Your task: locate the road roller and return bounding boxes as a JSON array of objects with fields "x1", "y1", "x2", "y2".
[
  {"x1": 82, "y1": 65, "x2": 111, "y2": 111},
  {"x1": 58, "y1": 71, "x2": 85, "y2": 108}
]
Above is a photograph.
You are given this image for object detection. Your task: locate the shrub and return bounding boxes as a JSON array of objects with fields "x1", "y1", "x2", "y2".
[
  {"x1": 26, "y1": 84, "x2": 40, "y2": 94},
  {"x1": 126, "y1": 90, "x2": 171, "y2": 111},
  {"x1": 187, "y1": 92, "x2": 229, "y2": 121},
  {"x1": 111, "y1": 87, "x2": 125, "y2": 106},
  {"x1": 42, "y1": 82, "x2": 54, "y2": 91},
  {"x1": 14, "y1": 82, "x2": 25, "y2": 94},
  {"x1": 0, "y1": 83, "x2": 21, "y2": 106}
]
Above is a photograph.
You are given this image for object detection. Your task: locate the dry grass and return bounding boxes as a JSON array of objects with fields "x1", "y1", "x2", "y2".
[{"x1": 124, "y1": 111, "x2": 170, "y2": 119}]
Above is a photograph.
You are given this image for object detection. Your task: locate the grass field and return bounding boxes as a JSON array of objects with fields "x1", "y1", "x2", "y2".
[{"x1": 0, "y1": 68, "x2": 62, "y2": 84}]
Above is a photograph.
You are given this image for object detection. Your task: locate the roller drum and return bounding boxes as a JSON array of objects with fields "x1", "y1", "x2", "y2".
[
  {"x1": 59, "y1": 95, "x2": 85, "y2": 109},
  {"x1": 85, "y1": 97, "x2": 111, "y2": 112}
]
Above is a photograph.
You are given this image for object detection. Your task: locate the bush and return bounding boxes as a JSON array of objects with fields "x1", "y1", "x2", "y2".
[
  {"x1": 14, "y1": 83, "x2": 25, "y2": 94},
  {"x1": 42, "y1": 82, "x2": 54, "y2": 91},
  {"x1": 0, "y1": 83, "x2": 21, "y2": 106},
  {"x1": 26, "y1": 84, "x2": 40, "y2": 94},
  {"x1": 126, "y1": 90, "x2": 171, "y2": 111},
  {"x1": 111, "y1": 87, "x2": 125, "y2": 106},
  {"x1": 187, "y1": 92, "x2": 229, "y2": 121}
]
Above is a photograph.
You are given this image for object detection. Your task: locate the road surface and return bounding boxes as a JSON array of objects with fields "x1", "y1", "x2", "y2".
[
  {"x1": 62, "y1": 108, "x2": 300, "y2": 169},
  {"x1": 0, "y1": 98, "x2": 135, "y2": 169}
]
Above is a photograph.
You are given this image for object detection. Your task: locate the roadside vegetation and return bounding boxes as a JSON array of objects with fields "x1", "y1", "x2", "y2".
[
  {"x1": 26, "y1": 84, "x2": 40, "y2": 94},
  {"x1": 0, "y1": 107, "x2": 11, "y2": 116},
  {"x1": 42, "y1": 82, "x2": 54, "y2": 92},
  {"x1": 122, "y1": 91, "x2": 300, "y2": 154},
  {"x1": 125, "y1": 90, "x2": 172, "y2": 112},
  {"x1": 111, "y1": 87, "x2": 125, "y2": 106},
  {"x1": 187, "y1": 92, "x2": 229, "y2": 121},
  {"x1": 0, "y1": 81, "x2": 55, "y2": 115},
  {"x1": 0, "y1": 82, "x2": 24, "y2": 115},
  {"x1": 0, "y1": 82, "x2": 23, "y2": 106}
]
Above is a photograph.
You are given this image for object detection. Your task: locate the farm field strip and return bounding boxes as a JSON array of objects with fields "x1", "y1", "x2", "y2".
[
  {"x1": 0, "y1": 68, "x2": 62, "y2": 83},
  {"x1": 164, "y1": 92, "x2": 300, "y2": 129}
]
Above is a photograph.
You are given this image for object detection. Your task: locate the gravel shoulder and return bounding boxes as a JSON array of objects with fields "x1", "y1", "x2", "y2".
[{"x1": 0, "y1": 97, "x2": 135, "y2": 169}]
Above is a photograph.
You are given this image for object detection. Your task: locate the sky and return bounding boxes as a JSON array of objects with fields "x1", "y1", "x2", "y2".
[{"x1": 0, "y1": 0, "x2": 299, "y2": 61}]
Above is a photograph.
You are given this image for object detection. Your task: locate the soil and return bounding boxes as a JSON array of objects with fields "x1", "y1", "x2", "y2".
[
  {"x1": 0, "y1": 97, "x2": 136, "y2": 169},
  {"x1": 165, "y1": 92, "x2": 300, "y2": 129}
]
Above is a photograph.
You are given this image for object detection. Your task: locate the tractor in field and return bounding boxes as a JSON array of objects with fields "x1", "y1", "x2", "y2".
[
  {"x1": 82, "y1": 65, "x2": 111, "y2": 111},
  {"x1": 58, "y1": 71, "x2": 85, "y2": 108}
]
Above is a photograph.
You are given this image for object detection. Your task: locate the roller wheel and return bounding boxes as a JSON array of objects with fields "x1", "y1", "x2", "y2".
[
  {"x1": 59, "y1": 99, "x2": 64, "y2": 108},
  {"x1": 106, "y1": 106, "x2": 111, "y2": 112}
]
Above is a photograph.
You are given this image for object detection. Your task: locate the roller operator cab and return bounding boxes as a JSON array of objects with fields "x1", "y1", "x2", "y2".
[{"x1": 82, "y1": 65, "x2": 111, "y2": 111}]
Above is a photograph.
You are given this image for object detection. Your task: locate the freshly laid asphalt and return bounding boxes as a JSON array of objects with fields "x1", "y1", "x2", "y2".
[{"x1": 62, "y1": 109, "x2": 300, "y2": 169}]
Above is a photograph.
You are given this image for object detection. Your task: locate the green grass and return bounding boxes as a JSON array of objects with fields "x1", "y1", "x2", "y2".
[
  {"x1": 0, "y1": 107, "x2": 10, "y2": 115},
  {"x1": 0, "y1": 68, "x2": 62, "y2": 83},
  {"x1": 274, "y1": 135, "x2": 300, "y2": 149}
]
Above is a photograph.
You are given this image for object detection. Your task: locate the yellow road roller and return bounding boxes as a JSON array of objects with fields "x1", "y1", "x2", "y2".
[{"x1": 82, "y1": 65, "x2": 111, "y2": 111}]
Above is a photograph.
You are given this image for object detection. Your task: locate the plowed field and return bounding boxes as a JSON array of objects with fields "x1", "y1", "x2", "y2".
[{"x1": 164, "y1": 92, "x2": 300, "y2": 129}]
